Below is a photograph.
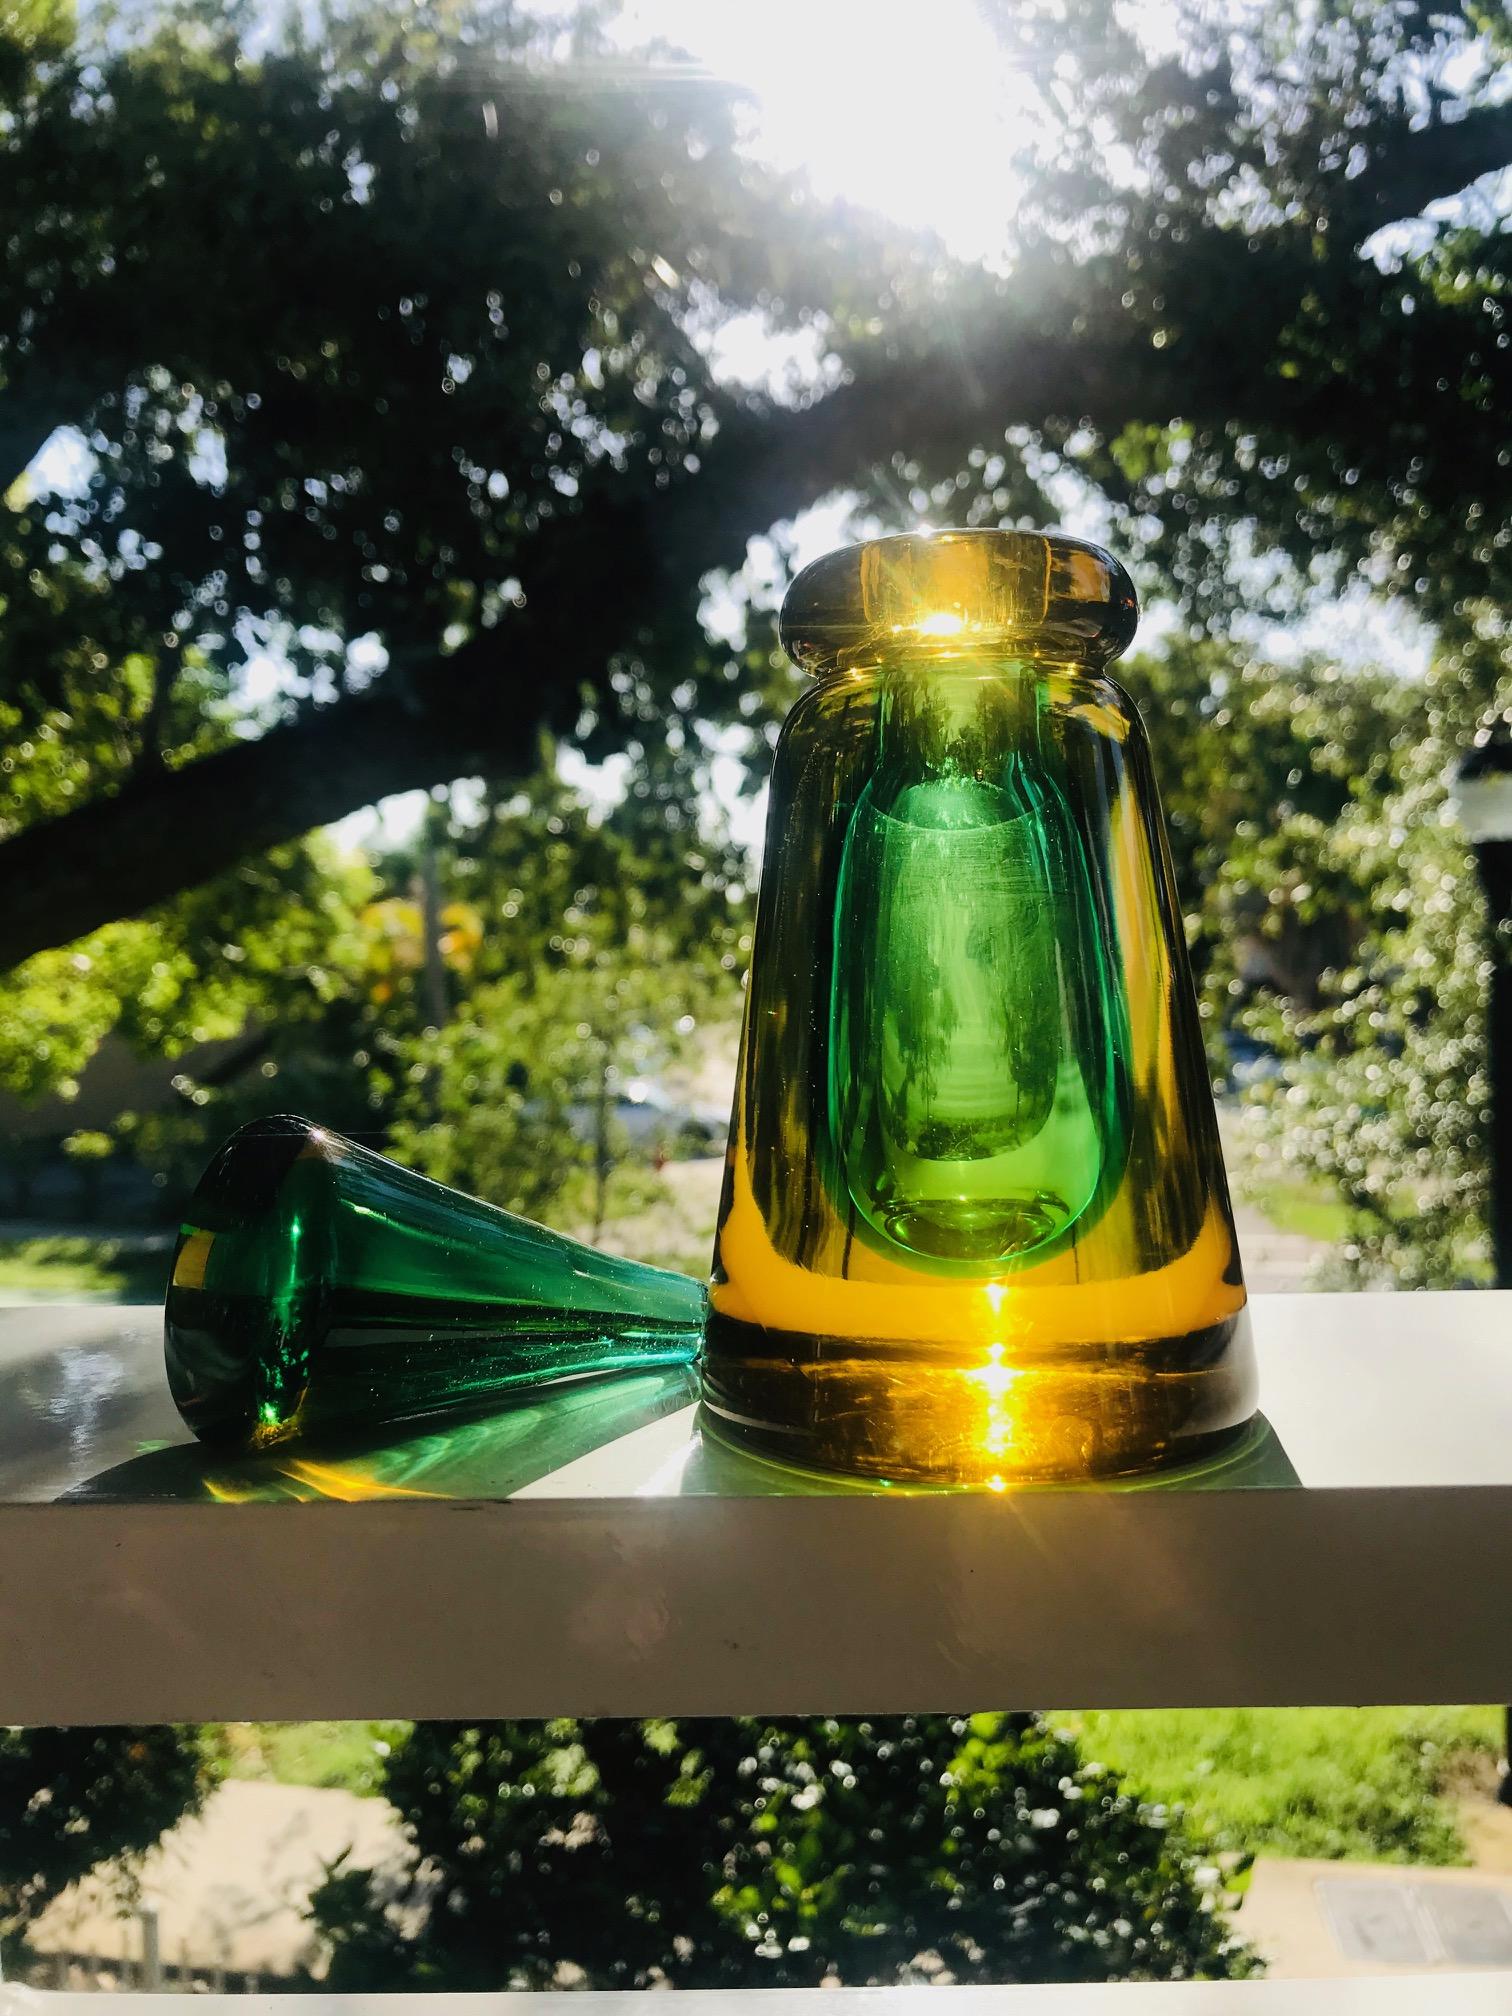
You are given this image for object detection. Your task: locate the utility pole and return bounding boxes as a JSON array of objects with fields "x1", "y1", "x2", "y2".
[
  {"x1": 419, "y1": 825, "x2": 450, "y2": 1035},
  {"x1": 1449, "y1": 713, "x2": 1512, "y2": 1809},
  {"x1": 1450, "y1": 715, "x2": 1512, "y2": 1288}
]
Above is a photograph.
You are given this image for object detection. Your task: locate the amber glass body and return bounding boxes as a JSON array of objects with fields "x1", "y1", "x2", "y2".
[{"x1": 704, "y1": 547, "x2": 1255, "y2": 1485}]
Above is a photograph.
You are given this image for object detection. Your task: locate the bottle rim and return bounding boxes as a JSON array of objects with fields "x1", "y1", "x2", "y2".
[{"x1": 779, "y1": 528, "x2": 1139, "y2": 677}]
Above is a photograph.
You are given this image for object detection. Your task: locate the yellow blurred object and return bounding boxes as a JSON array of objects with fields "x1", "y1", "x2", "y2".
[{"x1": 360, "y1": 895, "x2": 483, "y2": 1001}]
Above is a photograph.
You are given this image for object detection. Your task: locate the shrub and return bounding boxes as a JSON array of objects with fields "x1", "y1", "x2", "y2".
[{"x1": 311, "y1": 1714, "x2": 1254, "y2": 1988}]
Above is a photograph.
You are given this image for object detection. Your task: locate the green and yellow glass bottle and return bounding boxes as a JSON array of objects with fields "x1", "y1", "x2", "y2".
[{"x1": 702, "y1": 528, "x2": 1256, "y2": 1484}]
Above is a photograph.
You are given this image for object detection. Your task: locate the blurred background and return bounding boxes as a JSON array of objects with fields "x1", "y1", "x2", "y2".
[
  {"x1": 2, "y1": 0, "x2": 1511, "y2": 1993},
  {"x1": 3, "y1": 0, "x2": 1509, "y2": 1300}
]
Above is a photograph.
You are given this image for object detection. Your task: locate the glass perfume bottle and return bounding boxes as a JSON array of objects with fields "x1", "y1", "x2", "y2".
[
  {"x1": 165, "y1": 1114, "x2": 705, "y2": 1448},
  {"x1": 702, "y1": 528, "x2": 1256, "y2": 1484}
]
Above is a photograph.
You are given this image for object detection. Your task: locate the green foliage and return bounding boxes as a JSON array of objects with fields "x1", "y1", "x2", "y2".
[
  {"x1": 386, "y1": 942, "x2": 714, "y2": 1233},
  {"x1": 443, "y1": 768, "x2": 752, "y2": 989},
  {"x1": 975, "y1": 0, "x2": 1512, "y2": 627},
  {"x1": 309, "y1": 1715, "x2": 1254, "y2": 1989},
  {"x1": 204, "y1": 1703, "x2": 1506, "y2": 1873},
  {"x1": 1, "y1": 0, "x2": 1507, "y2": 1293},
  {"x1": 0, "y1": 1232, "x2": 168, "y2": 1301},
  {"x1": 200, "y1": 1723, "x2": 407, "y2": 1800},
  {"x1": 0, "y1": 0, "x2": 906, "y2": 973},
  {"x1": 1107, "y1": 626, "x2": 1511, "y2": 1287},
  {"x1": 373, "y1": 773, "x2": 742, "y2": 1232},
  {"x1": 3, "y1": 0, "x2": 1507, "y2": 963},
  {"x1": 0, "y1": 1727, "x2": 205, "y2": 1953},
  {"x1": 1117, "y1": 640, "x2": 1411, "y2": 991},
  {"x1": 0, "y1": 836, "x2": 376, "y2": 1104},
  {"x1": 1231, "y1": 620, "x2": 1512, "y2": 1287},
  {"x1": 1067, "y1": 1708, "x2": 1503, "y2": 1867}
]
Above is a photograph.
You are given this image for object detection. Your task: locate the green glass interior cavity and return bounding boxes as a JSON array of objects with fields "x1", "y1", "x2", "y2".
[{"x1": 828, "y1": 662, "x2": 1129, "y2": 1271}]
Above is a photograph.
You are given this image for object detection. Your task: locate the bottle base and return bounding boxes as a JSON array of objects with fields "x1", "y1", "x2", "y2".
[{"x1": 700, "y1": 1306, "x2": 1257, "y2": 1486}]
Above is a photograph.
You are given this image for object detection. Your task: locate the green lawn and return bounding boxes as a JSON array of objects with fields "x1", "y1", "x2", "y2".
[
  {"x1": 204, "y1": 1722, "x2": 412, "y2": 1798},
  {"x1": 1243, "y1": 1179, "x2": 1356, "y2": 1246},
  {"x1": 0, "y1": 1233, "x2": 170, "y2": 1303},
  {"x1": 1060, "y1": 1706, "x2": 1503, "y2": 1866},
  {"x1": 1241, "y1": 1175, "x2": 1492, "y2": 1280}
]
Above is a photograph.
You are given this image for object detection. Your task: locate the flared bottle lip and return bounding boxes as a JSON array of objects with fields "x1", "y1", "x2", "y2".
[{"x1": 779, "y1": 528, "x2": 1139, "y2": 677}]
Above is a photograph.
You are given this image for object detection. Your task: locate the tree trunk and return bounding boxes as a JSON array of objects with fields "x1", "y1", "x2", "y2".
[
  {"x1": 418, "y1": 835, "x2": 450, "y2": 1035},
  {"x1": 591, "y1": 1045, "x2": 612, "y2": 1250},
  {"x1": 0, "y1": 680, "x2": 508, "y2": 972}
]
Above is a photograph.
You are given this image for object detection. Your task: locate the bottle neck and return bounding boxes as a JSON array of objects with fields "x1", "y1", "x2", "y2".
[{"x1": 872, "y1": 655, "x2": 1046, "y2": 787}]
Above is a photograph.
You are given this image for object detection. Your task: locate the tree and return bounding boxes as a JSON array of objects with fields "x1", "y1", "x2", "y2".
[
  {"x1": 1118, "y1": 638, "x2": 1418, "y2": 996},
  {"x1": 975, "y1": 0, "x2": 1512, "y2": 623},
  {"x1": 0, "y1": 0, "x2": 901, "y2": 972},
  {"x1": 1234, "y1": 619, "x2": 1512, "y2": 1287},
  {"x1": 385, "y1": 944, "x2": 709, "y2": 1238},
  {"x1": 378, "y1": 770, "x2": 740, "y2": 1237},
  {"x1": 0, "y1": 577, "x2": 382, "y2": 1110},
  {"x1": 66, "y1": 759, "x2": 745, "y2": 1219},
  {"x1": 1109, "y1": 630, "x2": 1512, "y2": 1287},
  {"x1": 0, "y1": 835, "x2": 377, "y2": 1105},
  {"x1": 0, "y1": 1727, "x2": 205, "y2": 1962},
  {"x1": 5, "y1": 0, "x2": 1509, "y2": 1279},
  {"x1": 309, "y1": 1715, "x2": 1254, "y2": 1988},
  {"x1": 2, "y1": 0, "x2": 1507, "y2": 977},
  {"x1": 439, "y1": 763, "x2": 752, "y2": 993}
]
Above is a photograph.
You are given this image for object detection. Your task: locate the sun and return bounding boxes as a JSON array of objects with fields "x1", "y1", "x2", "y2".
[{"x1": 610, "y1": 0, "x2": 1044, "y2": 266}]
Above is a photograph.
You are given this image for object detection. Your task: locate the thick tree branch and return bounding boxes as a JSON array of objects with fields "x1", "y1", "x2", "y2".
[
  {"x1": 0, "y1": 496, "x2": 662, "y2": 972},
  {"x1": 654, "y1": 292, "x2": 1312, "y2": 585},
  {"x1": 0, "y1": 307, "x2": 1338, "y2": 974},
  {"x1": 0, "y1": 220, "x2": 1494, "y2": 975},
  {"x1": 0, "y1": 677, "x2": 520, "y2": 972}
]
